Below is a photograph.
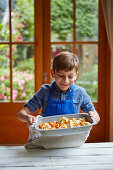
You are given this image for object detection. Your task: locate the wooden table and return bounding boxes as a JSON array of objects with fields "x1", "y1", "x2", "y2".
[{"x1": 0, "y1": 142, "x2": 113, "y2": 170}]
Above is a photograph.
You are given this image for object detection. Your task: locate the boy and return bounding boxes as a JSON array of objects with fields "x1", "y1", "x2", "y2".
[{"x1": 18, "y1": 51, "x2": 100, "y2": 126}]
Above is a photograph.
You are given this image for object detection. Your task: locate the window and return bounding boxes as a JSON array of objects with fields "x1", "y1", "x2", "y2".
[
  {"x1": 51, "y1": 0, "x2": 98, "y2": 101},
  {"x1": 0, "y1": 0, "x2": 35, "y2": 102}
]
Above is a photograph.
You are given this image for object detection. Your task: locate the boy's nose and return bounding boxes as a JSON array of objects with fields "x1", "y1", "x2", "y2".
[{"x1": 64, "y1": 77, "x2": 69, "y2": 83}]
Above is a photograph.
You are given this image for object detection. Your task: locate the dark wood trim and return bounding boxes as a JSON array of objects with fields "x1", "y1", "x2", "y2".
[
  {"x1": 35, "y1": 0, "x2": 43, "y2": 91},
  {"x1": 43, "y1": 0, "x2": 51, "y2": 84},
  {"x1": 105, "y1": 40, "x2": 111, "y2": 141},
  {"x1": 98, "y1": 0, "x2": 110, "y2": 141}
]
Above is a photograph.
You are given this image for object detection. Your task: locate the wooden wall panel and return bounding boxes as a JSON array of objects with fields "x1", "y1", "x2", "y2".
[
  {"x1": 0, "y1": 116, "x2": 28, "y2": 144},
  {"x1": 0, "y1": 103, "x2": 40, "y2": 144},
  {"x1": 0, "y1": 103, "x2": 27, "y2": 144}
]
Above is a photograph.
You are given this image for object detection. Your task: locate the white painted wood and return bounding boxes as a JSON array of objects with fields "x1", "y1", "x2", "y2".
[
  {"x1": 0, "y1": 142, "x2": 113, "y2": 170},
  {"x1": 0, "y1": 147, "x2": 113, "y2": 157}
]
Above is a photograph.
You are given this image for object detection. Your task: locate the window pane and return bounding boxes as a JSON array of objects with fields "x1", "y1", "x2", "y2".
[
  {"x1": 12, "y1": 45, "x2": 34, "y2": 101},
  {"x1": 12, "y1": 0, "x2": 34, "y2": 42},
  {"x1": 0, "y1": 0, "x2": 9, "y2": 42},
  {"x1": 51, "y1": 0, "x2": 73, "y2": 42},
  {"x1": 76, "y1": 44, "x2": 98, "y2": 101},
  {"x1": 51, "y1": 44, "x2": 73, "y2": 82},
  {"x1": 76, "y1": 0, "x2": 98, "y2": 41},
  {"x1": 51, "y1": 44, "x2": 73, "y2": 60},
  {"x1": 0, "y1": 45, "x2": 10, "y2": 102}
]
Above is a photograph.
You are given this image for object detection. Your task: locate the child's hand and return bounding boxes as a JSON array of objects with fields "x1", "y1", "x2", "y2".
[
  {"x1": 89, "y1": 110, "x2": 100, "y2": 123},
  {"x1": 27, "y1": 115, "x2": 36, "y2": 127}
]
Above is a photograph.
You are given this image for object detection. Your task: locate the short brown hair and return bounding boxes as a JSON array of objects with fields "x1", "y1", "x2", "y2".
[{"x1": 52, "y1": 51, "x2": 79, "y2": 72}]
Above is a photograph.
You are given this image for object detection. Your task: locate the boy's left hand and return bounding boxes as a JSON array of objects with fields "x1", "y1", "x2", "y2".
[{"x1": 89, "y1": 110, "x2": 100, "y2": 123}]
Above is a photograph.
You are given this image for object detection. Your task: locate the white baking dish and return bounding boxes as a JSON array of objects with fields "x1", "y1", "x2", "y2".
[
  {"x1": 29, "y1": 113, "x2": 97, "y2": 149},
  {"x1": 35, "y1": 113, "x2": 97, "y2": 136}
]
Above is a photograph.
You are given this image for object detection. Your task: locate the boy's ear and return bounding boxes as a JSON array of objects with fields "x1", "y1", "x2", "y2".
[
  {"x1": 76, "y1": 71, "x2": 79, "y2": 77},
  {"x1": 50, "y1": 69, "x2": 55, "y2": 78},
  {"x1": 75, "y1": 71, "x2": 79, "y2": 80}
]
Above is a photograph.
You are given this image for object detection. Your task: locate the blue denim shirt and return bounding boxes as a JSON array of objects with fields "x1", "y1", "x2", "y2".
[{"x1": 24, "y1": 82, "x2": 95, "y2": 117}]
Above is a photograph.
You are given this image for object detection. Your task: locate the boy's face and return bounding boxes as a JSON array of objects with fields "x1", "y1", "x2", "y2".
[{"x1": 51, "y1": 69, "x2": 78, "y2": 91}]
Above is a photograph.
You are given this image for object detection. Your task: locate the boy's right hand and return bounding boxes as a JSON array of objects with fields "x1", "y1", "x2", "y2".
[{"x1": 27, "y1": 115, "x2": 36, "y2": 127}]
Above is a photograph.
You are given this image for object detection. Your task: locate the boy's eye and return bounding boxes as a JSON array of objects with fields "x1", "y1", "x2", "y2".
[
  {"x1": 58, "y1": 75, "x2": 74, "y2": 79},
  {"x1": 68, "y1": 76, "x2": 73, "y2": 79},
  {"x1": 58, "y1": 75, "x2": 64, "y2": 78}
]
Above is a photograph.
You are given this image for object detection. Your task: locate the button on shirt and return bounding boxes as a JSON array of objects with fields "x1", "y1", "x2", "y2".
[{"x1": 24, "y1": 82, "x2": 95, "y2": 117}]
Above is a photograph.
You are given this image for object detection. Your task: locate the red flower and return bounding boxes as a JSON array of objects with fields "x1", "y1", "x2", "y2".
[
  {"x1": 16, "y1": 38, "x2": 23, "y2": 42},
  {"x1": 4, "y1": 75, "x2": 8, "y2": 79},
  {"x1": 0, "y1": 94, "x2": 4, "y2": 99},
  {"x1": 17, "y1": 34, "x2": 22, "y2": 38},
  {"x1": 19, "y1": 24, "x2": 23, "y2": 28},
  {"x1": 7, "y1": 54, "x2": 10, "y2": 58}
]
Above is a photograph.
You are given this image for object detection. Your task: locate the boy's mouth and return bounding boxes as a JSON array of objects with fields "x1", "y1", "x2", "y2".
[{"x1": 60, "y1": 83, "x2": 69, "y2": 87}]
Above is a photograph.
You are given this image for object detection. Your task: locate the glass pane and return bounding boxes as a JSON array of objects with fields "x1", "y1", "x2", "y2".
[
  {"x1": 12, "y1": 0, "x2": 34, "y2": 42},
  {"x1": 12, "y1": 45, "x2": 34, "y2": 101},
  {"x1": 51, "y1": 0, "x2": 73, "y2": 42},
  {"x1": 51, "y1": 44, "x2": 73, "y2": 82},
  {"x1": 0, "y1": 45, "x2": 10, "y2": 102},
  {"x1": 76, "y1": 0, "x2": 98, "y2": 41},
  {"x1": 0, "y1": 0, "x2": 9, "y2": 42},
  {"x1": 76, "y1": 44, "x2": 98, "y2": 101}
]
